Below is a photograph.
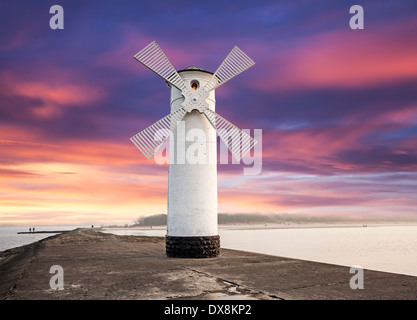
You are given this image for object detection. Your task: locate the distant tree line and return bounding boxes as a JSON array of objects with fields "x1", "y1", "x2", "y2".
[
  {"x1": 133, "y1": 213, "x2": 274, "y2": 226},
  {"x1": 133, "y1": 213, "x2": 349, "y2": 226},
  {"x1": 134, "y1": 214, "x2": 167, "y2": 226},
  {"x1": 133, "y1": 212, "x2": 417, "y2": 226}
]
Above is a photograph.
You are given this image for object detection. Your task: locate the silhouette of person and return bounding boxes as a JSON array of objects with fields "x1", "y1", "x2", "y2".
[
  {"x1": 33, "y1": 227, "x2": 35, "y2": 233},
  {"x1": 29, "y1": 228, "x2": 31, "y2": 233}
]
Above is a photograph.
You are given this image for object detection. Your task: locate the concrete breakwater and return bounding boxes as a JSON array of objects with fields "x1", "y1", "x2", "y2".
[
  {"x1": 1, "y1": 228, "x2": 416, "y2": 300},
  {"x1": 17, "y1": 231, "x2": 71, "y2": 234}
]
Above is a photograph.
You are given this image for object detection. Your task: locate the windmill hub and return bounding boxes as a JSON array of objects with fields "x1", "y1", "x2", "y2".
[{"x1": 181, "y1": 88, "x2": 209, "y2": 113}]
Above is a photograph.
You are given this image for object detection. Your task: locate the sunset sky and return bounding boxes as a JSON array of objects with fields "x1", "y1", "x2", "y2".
[{"x1": 1, "y1": 1, "x2": 417, "y2": 226}]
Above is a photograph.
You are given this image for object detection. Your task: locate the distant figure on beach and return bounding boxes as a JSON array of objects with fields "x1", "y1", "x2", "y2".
[
  {"x1": 33, "y1": 227, "x2": 35, "y2": 233},
  {"x1": 29, "y1": 228, "x2": 31, "y2": 233},
  {"x1": 91, "y1": 225, "x2": 94, "y2": 228}
]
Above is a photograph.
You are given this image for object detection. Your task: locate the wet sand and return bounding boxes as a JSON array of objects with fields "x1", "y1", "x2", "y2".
[{"x1": 1, "y1": 228, "x2": 416, "y2": 300}]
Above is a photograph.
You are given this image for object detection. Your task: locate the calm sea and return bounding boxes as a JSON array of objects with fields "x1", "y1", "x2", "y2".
[
  {"x1": 218, "y1": 225, "x2": 417, "y2": 277},
  {"x1": 1, "y1": 225, "x2": 416, "y2": 277},
  {"x1": 0, "y1": 226, "x2": 85, "y2": 253}
]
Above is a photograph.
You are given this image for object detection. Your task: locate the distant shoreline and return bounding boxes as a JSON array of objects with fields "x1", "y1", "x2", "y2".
[
  {"x1": 2, "y1": 221, "x2": 416, "y2": 232},
  {"x1": 219, "y1": 221, "x2": 417, "y2": 230},
  {"x1": 102, "y1": 221, "x2": 417, "y2": 231}
]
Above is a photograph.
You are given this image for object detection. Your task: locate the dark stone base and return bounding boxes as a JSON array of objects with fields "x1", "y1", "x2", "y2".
[{"x1": 166, "y1": 235, "x2": 220, "y2": 258}]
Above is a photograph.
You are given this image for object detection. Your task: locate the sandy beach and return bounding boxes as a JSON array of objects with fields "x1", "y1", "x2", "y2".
[{"x1": 1, "y1": 228, "x2": 416, "y2": 300}]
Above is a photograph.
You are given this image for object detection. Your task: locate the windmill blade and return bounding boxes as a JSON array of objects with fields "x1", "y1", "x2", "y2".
[
  {"x1": 133, "y1": 41, "x2": 187, "y2": 92},
  {"x1": 130, "y1": 107, "x2": 187, "y2": 160},
  {"x1": 203, "y1": 108, "x2": 257, "y2": 161},
  {"x1": 204, "y1": 46, "x2": 255, "y2": 92}
]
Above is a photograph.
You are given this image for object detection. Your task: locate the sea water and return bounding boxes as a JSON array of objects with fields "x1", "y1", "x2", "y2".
[
  {"x1": 0, "y1": 226, "x2": 84, "y2": 253},
  {"x1": 218, "y1": 225, "x2": 417, "y2": 277}
]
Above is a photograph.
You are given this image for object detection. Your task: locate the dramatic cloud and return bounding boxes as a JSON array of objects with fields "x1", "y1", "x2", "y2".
[{"x1": 253, "y1": 20, "x2": 417, "y2": 91}]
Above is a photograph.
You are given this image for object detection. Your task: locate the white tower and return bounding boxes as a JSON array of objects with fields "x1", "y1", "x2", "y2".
[
  {"x1": 130, "y1": 41, "x2": 256, "y2": 258},
  {"x1": 166, "y1": 66, "x2": 219, "y2": 257}
]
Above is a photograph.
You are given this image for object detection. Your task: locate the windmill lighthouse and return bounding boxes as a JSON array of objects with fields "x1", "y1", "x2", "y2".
[{"x1": 131, "y1": 41, "x2": 257, "y2": 258}]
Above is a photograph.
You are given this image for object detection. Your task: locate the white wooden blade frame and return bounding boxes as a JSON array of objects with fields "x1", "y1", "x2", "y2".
[
  {"x1": 203, "y1": 108, "x2": 257, "y2": 161},
  {"x1": 204, "y1": 46, "x2": 255, "y2": 92},
  {"x1": 130, "y1": 107, "x2": 187, "y2": 160},
  {"x1": 133, "y1": 41, "x2": 187, "y2": 92}
]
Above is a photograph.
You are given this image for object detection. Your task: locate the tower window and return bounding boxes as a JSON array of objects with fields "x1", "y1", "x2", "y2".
[{"x1": 191, "y1": 80, "x2": 199, "y2": 90}]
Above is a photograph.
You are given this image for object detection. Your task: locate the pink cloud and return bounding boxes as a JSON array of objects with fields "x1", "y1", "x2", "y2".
[
  {"x1": 0, "y1": 135, "x2": 152, "y2": 168},
  {"x1": 0, "y1": 71, "x2": 105, "y2": 119},
  {"x1": 259, "y1": 111, "x2": 417, "y2": 175},
  {"x1": 253, "y1": 19, "x2": 417, "y2": 91}
]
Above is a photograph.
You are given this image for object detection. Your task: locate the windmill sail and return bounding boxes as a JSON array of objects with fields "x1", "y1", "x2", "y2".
[
  {"x1": 133, "y1": 41, "x2": 187, "y2": 92},
  {"x1": 204, "y1": 46, "x2": 255, "y2": 92},
  {"x1": 203, "y1": 108, "x2": 257, "y2": 161},
  {"x1": 130, "y1": 107, "x2": 187, "y2": 160}
]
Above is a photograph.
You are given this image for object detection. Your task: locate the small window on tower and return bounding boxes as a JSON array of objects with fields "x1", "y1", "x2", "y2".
[{"x1": 191, "y1": 80, "x2": 199, "y2": 90}]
